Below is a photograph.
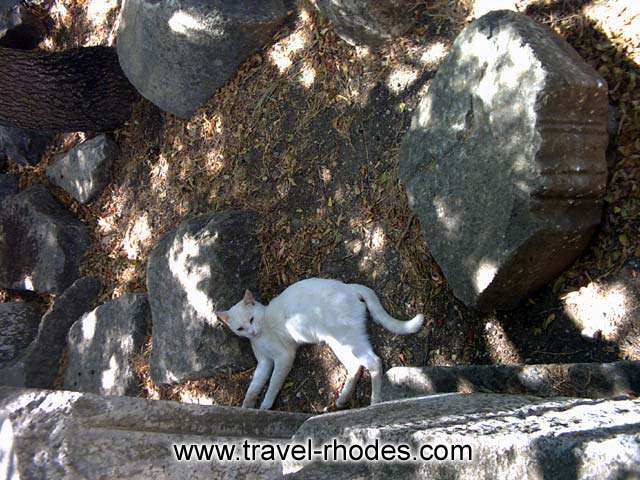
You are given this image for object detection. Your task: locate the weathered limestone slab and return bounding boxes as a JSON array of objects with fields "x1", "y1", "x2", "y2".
[
  {"x1": 117, "y1": 0, "x2": 288, "y2": 118},
  {"x1": 46, "y1": 134, "x2": 118, "y2": 204},
  {"x1": 382, "y1": 361, "x2": 640, "y2": 402},
  {"x1": 0, "y1": 277, "x2": 101, "y2": 388},
  {"x1": 286, "y1": 394, "x2": 640, "y2": 479},
  {"x1": 147, "y1": 211, "x2": 259, "y2": 385},
  {"x1": 0, "y1": 184, "x2": 91, "y2": 294},
  {"x1": 64, "y1": 293, "x2": 150, "y2": 396},
  {"x1": 399, "y1": 10, "x2": 609, "y2": 311},
  {"x1": 0, "y1": 387, "x2": 311, "y2": 480}
]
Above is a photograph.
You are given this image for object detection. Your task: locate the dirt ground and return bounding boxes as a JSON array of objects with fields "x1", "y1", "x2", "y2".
[{"x1": 2, "y1": 0, "x2": 638, "y2": 412}]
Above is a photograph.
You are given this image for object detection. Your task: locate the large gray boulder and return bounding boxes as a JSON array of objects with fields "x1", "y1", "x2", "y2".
[
  {"x1": 64, "y1": 293, "x2": 149, "y2": 396},
  {"x1": 0, "y1": 277, "x2": 101, "y2": 388},
  {"x1": 399, "y1": 10, "x2": 609, "y2": 311},
  {"x1": 287, "y1": 394, "x2": 640, "y2": 479},
  {"x1": 312, "y1": 0, "x2": 415, "y2": 48},
  {"x1": 147, "y1": 211, "x2": 260, "y2": 385},
  {"x1": 117, "y1": 0, "x2": 288, "y2": 118},
  {"x1": 0, "y1": 302, "x2": 40, "y2": 368},
  {"x1": 0, "y1": 386, "x2": 310, "y2": 480},
  {"x1": 46, "y1": 134, "x2": 118, "y2": 204},
  {"x1": 382, "y1": 361, "x2": 640, "y2": 402},
  {"x1": 0, "y1": 184, "x2": 91, "y2": 294},
  {"x1": 0, "y1": 125, "x2": 53, "y2": 166}
]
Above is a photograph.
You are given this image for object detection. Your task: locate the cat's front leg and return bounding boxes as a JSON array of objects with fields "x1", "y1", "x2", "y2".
[
  {"x1": 242, "y1": 358, "x2": 273, "y2": 408},
  {"x1": 259, "y1": 352, "x2": 295, "y2": 410}
]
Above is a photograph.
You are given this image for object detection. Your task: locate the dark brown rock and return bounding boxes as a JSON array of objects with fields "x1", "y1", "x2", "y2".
[
  {"x1": 0, "y1": 46, "x2": 138, "y2": 132},
  {"x1": 399, "y1": 10, "x2": 608, "y2": 311}
]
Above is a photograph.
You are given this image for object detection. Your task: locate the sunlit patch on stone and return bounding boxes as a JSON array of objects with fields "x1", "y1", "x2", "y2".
[
  {"x1": 101, "y1": 355, "x2": 120, "y2": 391},
  {"x1": 167, "y1": 233, "x2": 218, "y2": 321},
  {"x1": 474, "y1": 261, "x2": 498, "y2": 293},
  {"x1": 82, "y1": 311, "x2": 97, "y2": 342},
  {"x1": 168, "y1": 10, "x2": 223, "y2": 39},
  {"x1": 433, "y1": 197, "x2": 461, "y2": 236}
]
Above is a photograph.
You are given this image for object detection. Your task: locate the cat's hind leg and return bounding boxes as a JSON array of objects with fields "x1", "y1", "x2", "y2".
[
  {"x1": 355, "y1": 348, "x2": 383, "y2": 405},
  {"x1": 329, "y1": 342, "x2": 363, "y2": 408}
]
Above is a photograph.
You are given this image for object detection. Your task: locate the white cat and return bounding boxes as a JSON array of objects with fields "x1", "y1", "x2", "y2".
[{"x1": 216, "y1": 278, "x2": 424, "y2": 410}]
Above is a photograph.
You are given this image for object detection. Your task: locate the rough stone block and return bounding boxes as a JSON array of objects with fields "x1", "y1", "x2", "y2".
[
  {"x1": 0, "y1": 185, "x2": 91, "y2": 294},
  {"x1": 0, "y1": 277, "x2": 101, "y2": 388},
  {"x1": 117, "y1": 0, "x2": 288, "y2": 118},
  {"x1": 64, "y1": 293, "x2": 150, "y2": 396},
  {"x1": 46, "y1": 134, "x2": 118, "y2": 204},
  {"x1": 399, "y1": 10, "x2": 609, "y2": 311},
  {"x1": 287, "y1": 394, "x2": 640, "y2": 479},
  {"x1": 0, "y1": 302, "x2": 40, "y2": 369},
  {"x1": 147, "y1": 211, "x2": 259, "y2": 385},
  {"x1": 0, "y1": 386, "x2": 311, "y2": 479}
]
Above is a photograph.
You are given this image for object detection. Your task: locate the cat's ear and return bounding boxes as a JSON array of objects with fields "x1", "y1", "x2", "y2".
[
  {"x1": 243, "y1": 289, "x2": 255, "y2": 306},
  {"x1": 216, "y1": 311, "x2": 230, "y2": 325}
]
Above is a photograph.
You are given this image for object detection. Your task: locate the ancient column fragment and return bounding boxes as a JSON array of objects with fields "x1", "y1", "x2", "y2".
[{"x1": 399, "y1": 10, "x2": 608, "y2": 311}]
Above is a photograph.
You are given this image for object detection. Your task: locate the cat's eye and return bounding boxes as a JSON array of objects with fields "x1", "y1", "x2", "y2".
[
  {"x1": 249, "y1": 317, "x2": 254, "y2": 324},
  {"x1": 237, "y1": 327, "x2": 244, "y2": 332}
]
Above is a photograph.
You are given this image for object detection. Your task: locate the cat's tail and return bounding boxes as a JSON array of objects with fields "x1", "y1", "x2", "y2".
[{"x1": 350, "y1": 284, "x2": 424, "y2": 335}]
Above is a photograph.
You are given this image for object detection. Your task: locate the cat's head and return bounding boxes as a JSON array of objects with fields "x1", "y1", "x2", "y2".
[{"x1": 216, "y1": 289, "x2": 264, "y2": 339}]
